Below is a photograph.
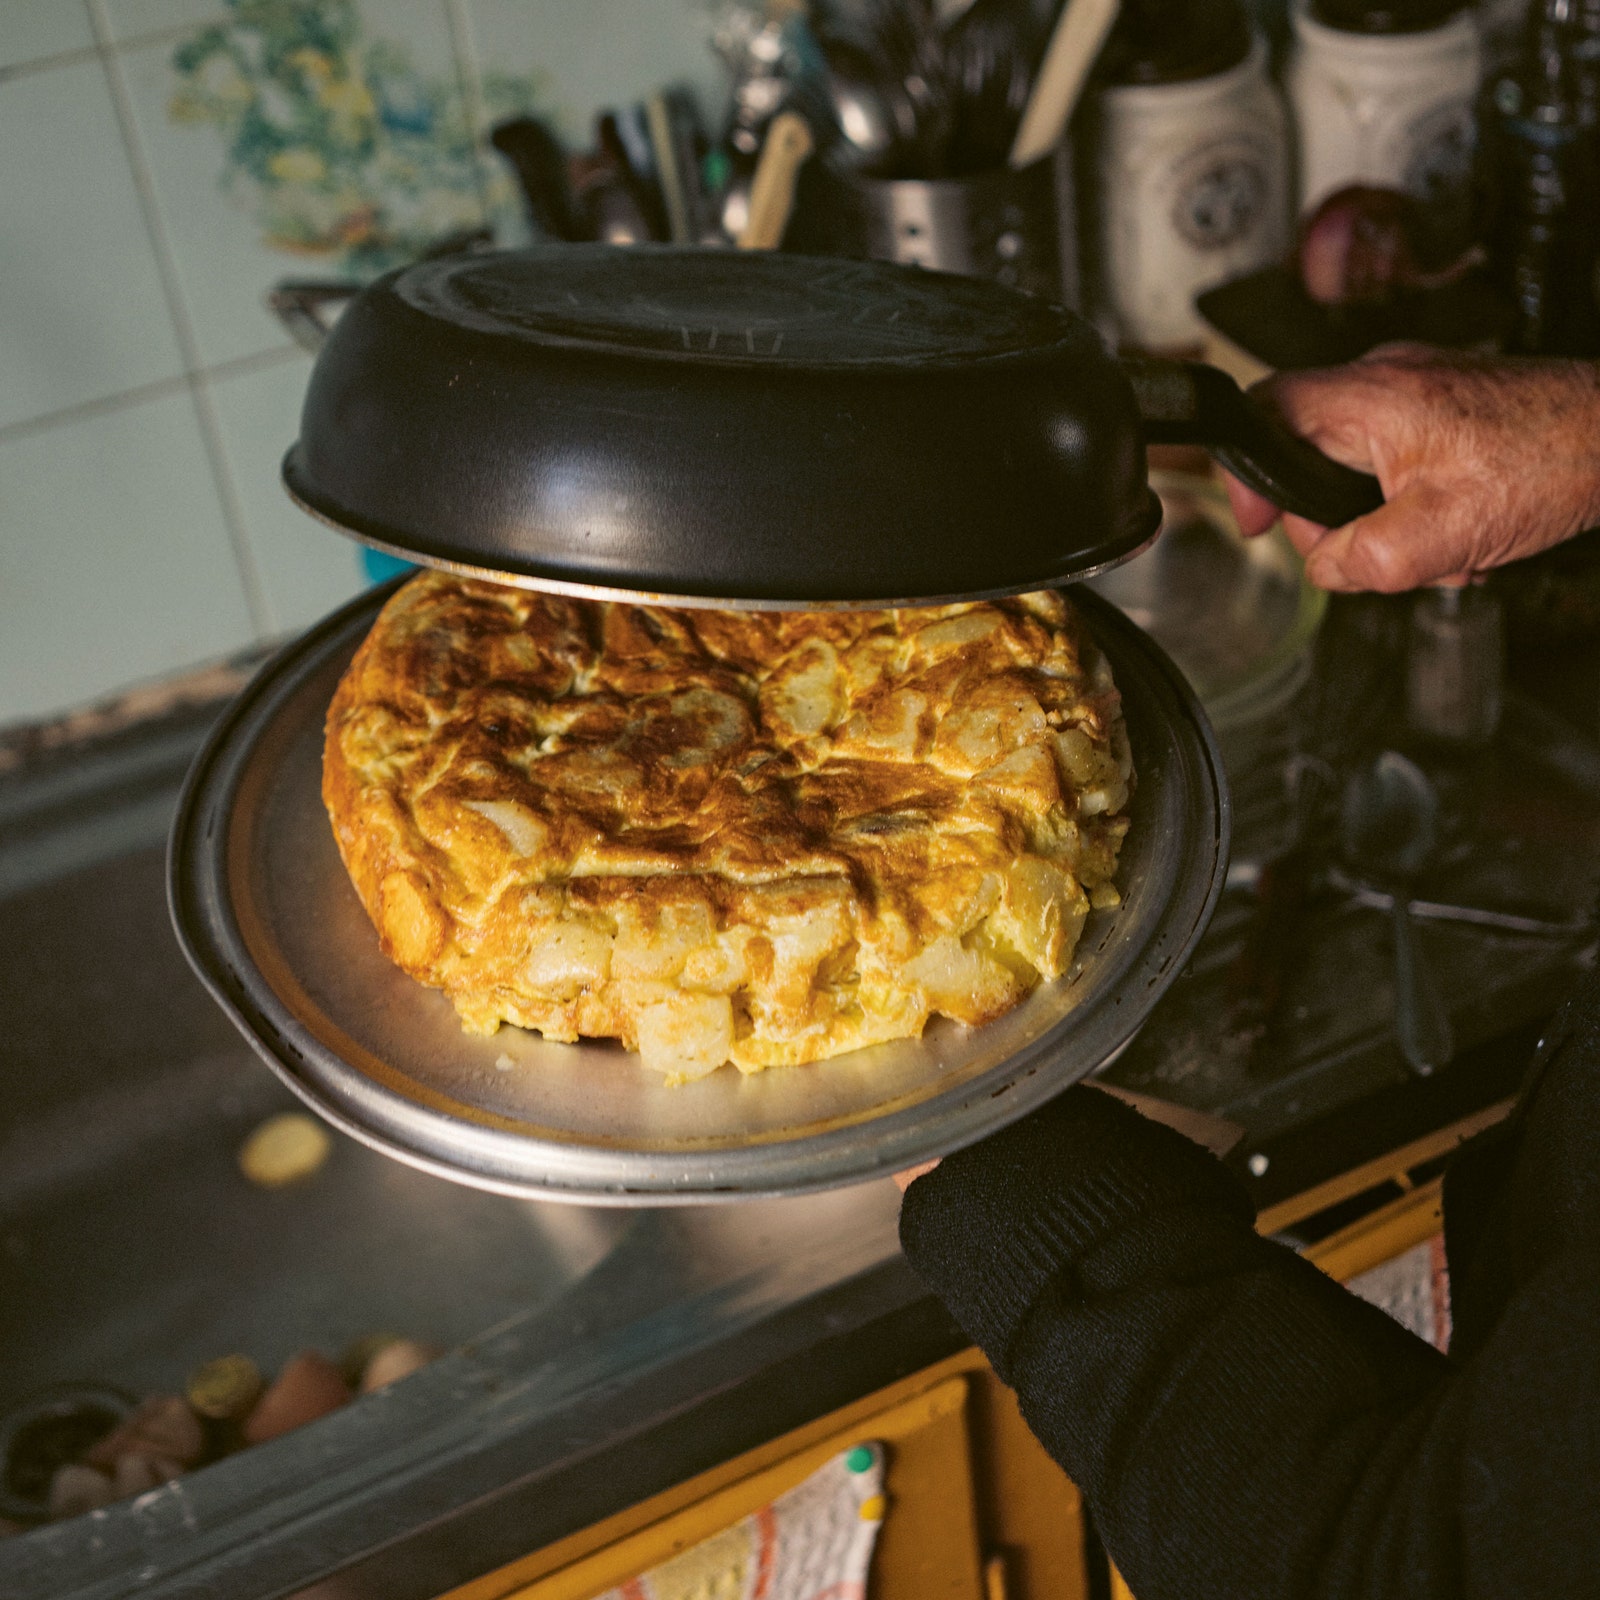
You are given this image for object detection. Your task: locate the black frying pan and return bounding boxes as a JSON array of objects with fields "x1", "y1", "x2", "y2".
[{"x1": 280, "y1": 245, "x2": 1379, "y2": 607}]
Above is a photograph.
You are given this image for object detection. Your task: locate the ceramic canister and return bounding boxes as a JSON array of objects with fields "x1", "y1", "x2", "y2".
[
  {"x1": 1091, "y1": 37, "x2": 1291, "y2": 351},
  {"x1": 1288, "y1": 0, "x2": 1483, "y2": 217}
]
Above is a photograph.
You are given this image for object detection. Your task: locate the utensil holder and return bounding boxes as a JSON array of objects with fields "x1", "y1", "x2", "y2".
[{"x1": 791, "y1": 149, "x2": 1078, "y2": 305}]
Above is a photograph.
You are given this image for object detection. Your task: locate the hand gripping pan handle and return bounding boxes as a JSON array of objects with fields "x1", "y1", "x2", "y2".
[{"x1": 1121, "y1": 357, "x2": 1384, "y2": 529}]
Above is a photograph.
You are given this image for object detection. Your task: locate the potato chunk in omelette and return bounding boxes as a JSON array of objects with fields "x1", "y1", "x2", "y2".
[{"x1": 323, "y1": 572, "x2": 1131, "y2": 1082}]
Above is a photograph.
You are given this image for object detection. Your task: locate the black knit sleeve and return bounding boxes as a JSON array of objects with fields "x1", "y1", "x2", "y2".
[{"x1": 899, "y1": 1083, "x2": 1600, "y2": 1600}]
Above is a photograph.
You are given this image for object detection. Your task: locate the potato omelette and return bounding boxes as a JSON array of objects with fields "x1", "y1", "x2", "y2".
[{"x1": 323, "y1": 572, "x2": 1132, "y2": 1082}]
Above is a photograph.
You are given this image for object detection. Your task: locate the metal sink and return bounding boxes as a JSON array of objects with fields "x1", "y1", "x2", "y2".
[
  {"x1": 0, "y1": 708, "x2": 623, "y2": 1500},
  {"x1": 0, "y1": 688, "x2": 922, "y2": 1599}
]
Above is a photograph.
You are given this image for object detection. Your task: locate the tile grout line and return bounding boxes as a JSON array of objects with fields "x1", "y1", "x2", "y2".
[
  {"x1": 0, "y1": 20, "x2": 216, "y2": 86},
  {"x1": 0, "y1": 346, "x2": 303, "y2": 449},
  {"x1": 0, "y1": 43, "x2": 103, "y2": 86},
  {"x1": 109, "y1": 19, "x2": 233, "y2": 53},
  {"x1": 0, "y1": 371, "x2": 192, "y2": 447},
  {"x1": 85, "y1": 0, "x2": 277, "y2": 639},
  {"x1": 185, "y1": 367, "x2": 281, "y2": 630}
]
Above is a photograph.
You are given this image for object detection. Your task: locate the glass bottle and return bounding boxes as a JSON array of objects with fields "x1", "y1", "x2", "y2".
[
  {"x1": 1489, "y1": 0, "x2": 1600, "y2": 354},
  {"x1": 1406, "y1": 584, "x2": 1505, "y2": 745},
  {"x1": 1572, "y1": 0, "x2": 1600, "y2": 128}
]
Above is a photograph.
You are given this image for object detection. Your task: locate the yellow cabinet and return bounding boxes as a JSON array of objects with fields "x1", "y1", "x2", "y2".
[
  {"x1": 441, "y1": 1352, "x2": 1088, "y2": 1600},
  {"x1": 443, "y1": 1108, "x2": 1492, "y2": 1600}
]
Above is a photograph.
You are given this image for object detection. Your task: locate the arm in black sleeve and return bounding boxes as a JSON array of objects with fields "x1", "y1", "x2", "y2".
[{"x1": 899, "y1": 1082, "x2": 1600, "y2": 1600}]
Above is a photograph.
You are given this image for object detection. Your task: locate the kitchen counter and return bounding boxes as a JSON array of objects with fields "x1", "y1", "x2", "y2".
[
  {"x1": 1104, "y1": 591, "x2": 1600, "y2": 1212},
  {"x1": 7, "y1": 1169, "x2": 937, "y2": 1599},
  {"x1": 2, "y1": 598, "x2": 1595, "y2": 1596},
  {"x1": 0, "y1": 687, "x2": 954, "y2": 1599}
]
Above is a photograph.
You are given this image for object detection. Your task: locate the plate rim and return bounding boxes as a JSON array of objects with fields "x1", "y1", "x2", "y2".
[{"x1": 168, "y1": 583, "x2": 1230, "y2": 1203}]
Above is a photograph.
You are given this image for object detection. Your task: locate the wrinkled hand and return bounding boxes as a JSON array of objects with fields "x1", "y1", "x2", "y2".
[{"x1": 1224, "y1": 344, "x2": 1600, "y2": 592}]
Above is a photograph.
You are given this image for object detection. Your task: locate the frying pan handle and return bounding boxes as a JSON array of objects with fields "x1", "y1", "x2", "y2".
[
  {"x1": 268, "y1": 281, "x2": 360, "y2": 354},
  {"x1": 268, "y1": 234, "x2": 492, "y2": 353},
  {"x1": 1121, "y1": 358, "x2": 1384, "y2": 529}
]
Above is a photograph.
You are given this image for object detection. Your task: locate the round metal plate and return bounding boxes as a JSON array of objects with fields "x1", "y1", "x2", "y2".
[{"x1": 169, "y1": 585, "x2": 1229, "y2": 1203}]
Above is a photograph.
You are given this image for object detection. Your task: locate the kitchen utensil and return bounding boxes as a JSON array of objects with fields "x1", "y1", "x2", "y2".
[
  {"x1": 1195, "y1": 263, "x2": 1516, "y2": 372},
  {"x1": 824, "y1": 66, "x2": 895, "y2": 169},
  {"x1": 598, "y1": 109, "x2": 668, "y2": 241},
  {"x1": 1009, "y1": 0, "x2": 1120, "y2": 168},
  {"x1": 281, "y1": 244, "x2": 1382, "y2": 609},
  {"x1": 489, "y1": 117, "x2": 581, "y2": 242},
  {"x1": 827, "y1": 0, "x2": 954, "y2": 176},
  {"x1": 1340, "y1": 750, "x2": 1455, "y2": 1075},
  {"x1": 737, "y1": 109, "x2": 815, "y2": 247},
  {"x1": 267, "y1": 280, "x2": 361, "y2": 356},
  {"x1": 265, "y1": 228, "x2": 492, "y2": 351},
  {"x1": 794, "y1": 154, "x2": 1064, "y2": 297},
  {"x1": 1123, "y1": 355, "x2": 1377, "y2": 523},
  {"x1": 1323, "y1": 865, "x2": 1598, "y2": 938},
  {"x1": 645, "y1": 92, "x2": 697, "y2": 244},
  {"x1": 818, "y1": 37, "x2": 920, "y2": 172},
  {"x1": 939, "y1": 0, "x2": 1041, "y2": 176},
  {"x1": 168, "y1": 584, "x2": 1228, "y2": 1204},
  {"x1": 824, "y1": 0, "x2": 1042, "y2": 178}
]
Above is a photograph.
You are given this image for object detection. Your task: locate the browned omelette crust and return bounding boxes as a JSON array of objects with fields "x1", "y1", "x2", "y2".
[{"x1": 323, "y1": 572, "x2": 1132, "y2": 1081}]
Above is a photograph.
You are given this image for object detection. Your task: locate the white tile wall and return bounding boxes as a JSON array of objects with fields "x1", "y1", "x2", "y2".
[
  {"x1": 0, "y1": 56, "x2": 184, "y2": 430},
  {"x1": 0, "y1": 389, "x2": 256, "y2": 722},
  {"x1": 0, "y1": 0, "x2": 725, "y2": 733},
  {"x1": 0, "y1": 2, "x2": 95, "y2": 72},
  {"x1": 464, "y1": 0, "x2": 721, "y2": 144},
  {"x1": 99, "y1": 2, "x2": 229, "y2": 44},
  {"x1": 208, "y1": 352, "x2": 367, "y2": 635},
  {"x1": 114, "y1": 35, "x2": 304, "y2": 370}
]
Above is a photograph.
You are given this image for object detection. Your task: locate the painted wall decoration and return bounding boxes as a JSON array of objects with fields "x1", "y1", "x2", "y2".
[
  {"x1": 168, "y1": 0, "x2": 544, "y2": 273},
  {"x1": 1, "y1": 0, "x2": 722, "y2": 730}
]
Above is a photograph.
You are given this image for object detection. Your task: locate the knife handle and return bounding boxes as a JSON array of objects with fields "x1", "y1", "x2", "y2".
[{"x1": 739, "y1": 112, "x2": 815, "y2": 252}]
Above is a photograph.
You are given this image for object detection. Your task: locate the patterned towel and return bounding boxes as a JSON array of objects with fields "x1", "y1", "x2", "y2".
[
  {"x1": 1347, "y1": 1234, "x2": 1452, "y2": 1352},
  {"x1": 596, "y1": 1442, "x2": 887, "y2": 1600}
]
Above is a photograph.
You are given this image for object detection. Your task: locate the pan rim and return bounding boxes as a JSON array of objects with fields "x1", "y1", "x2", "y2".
[{"x1": 281, "y1": 461, "x2": 1167, "y2": 612}]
